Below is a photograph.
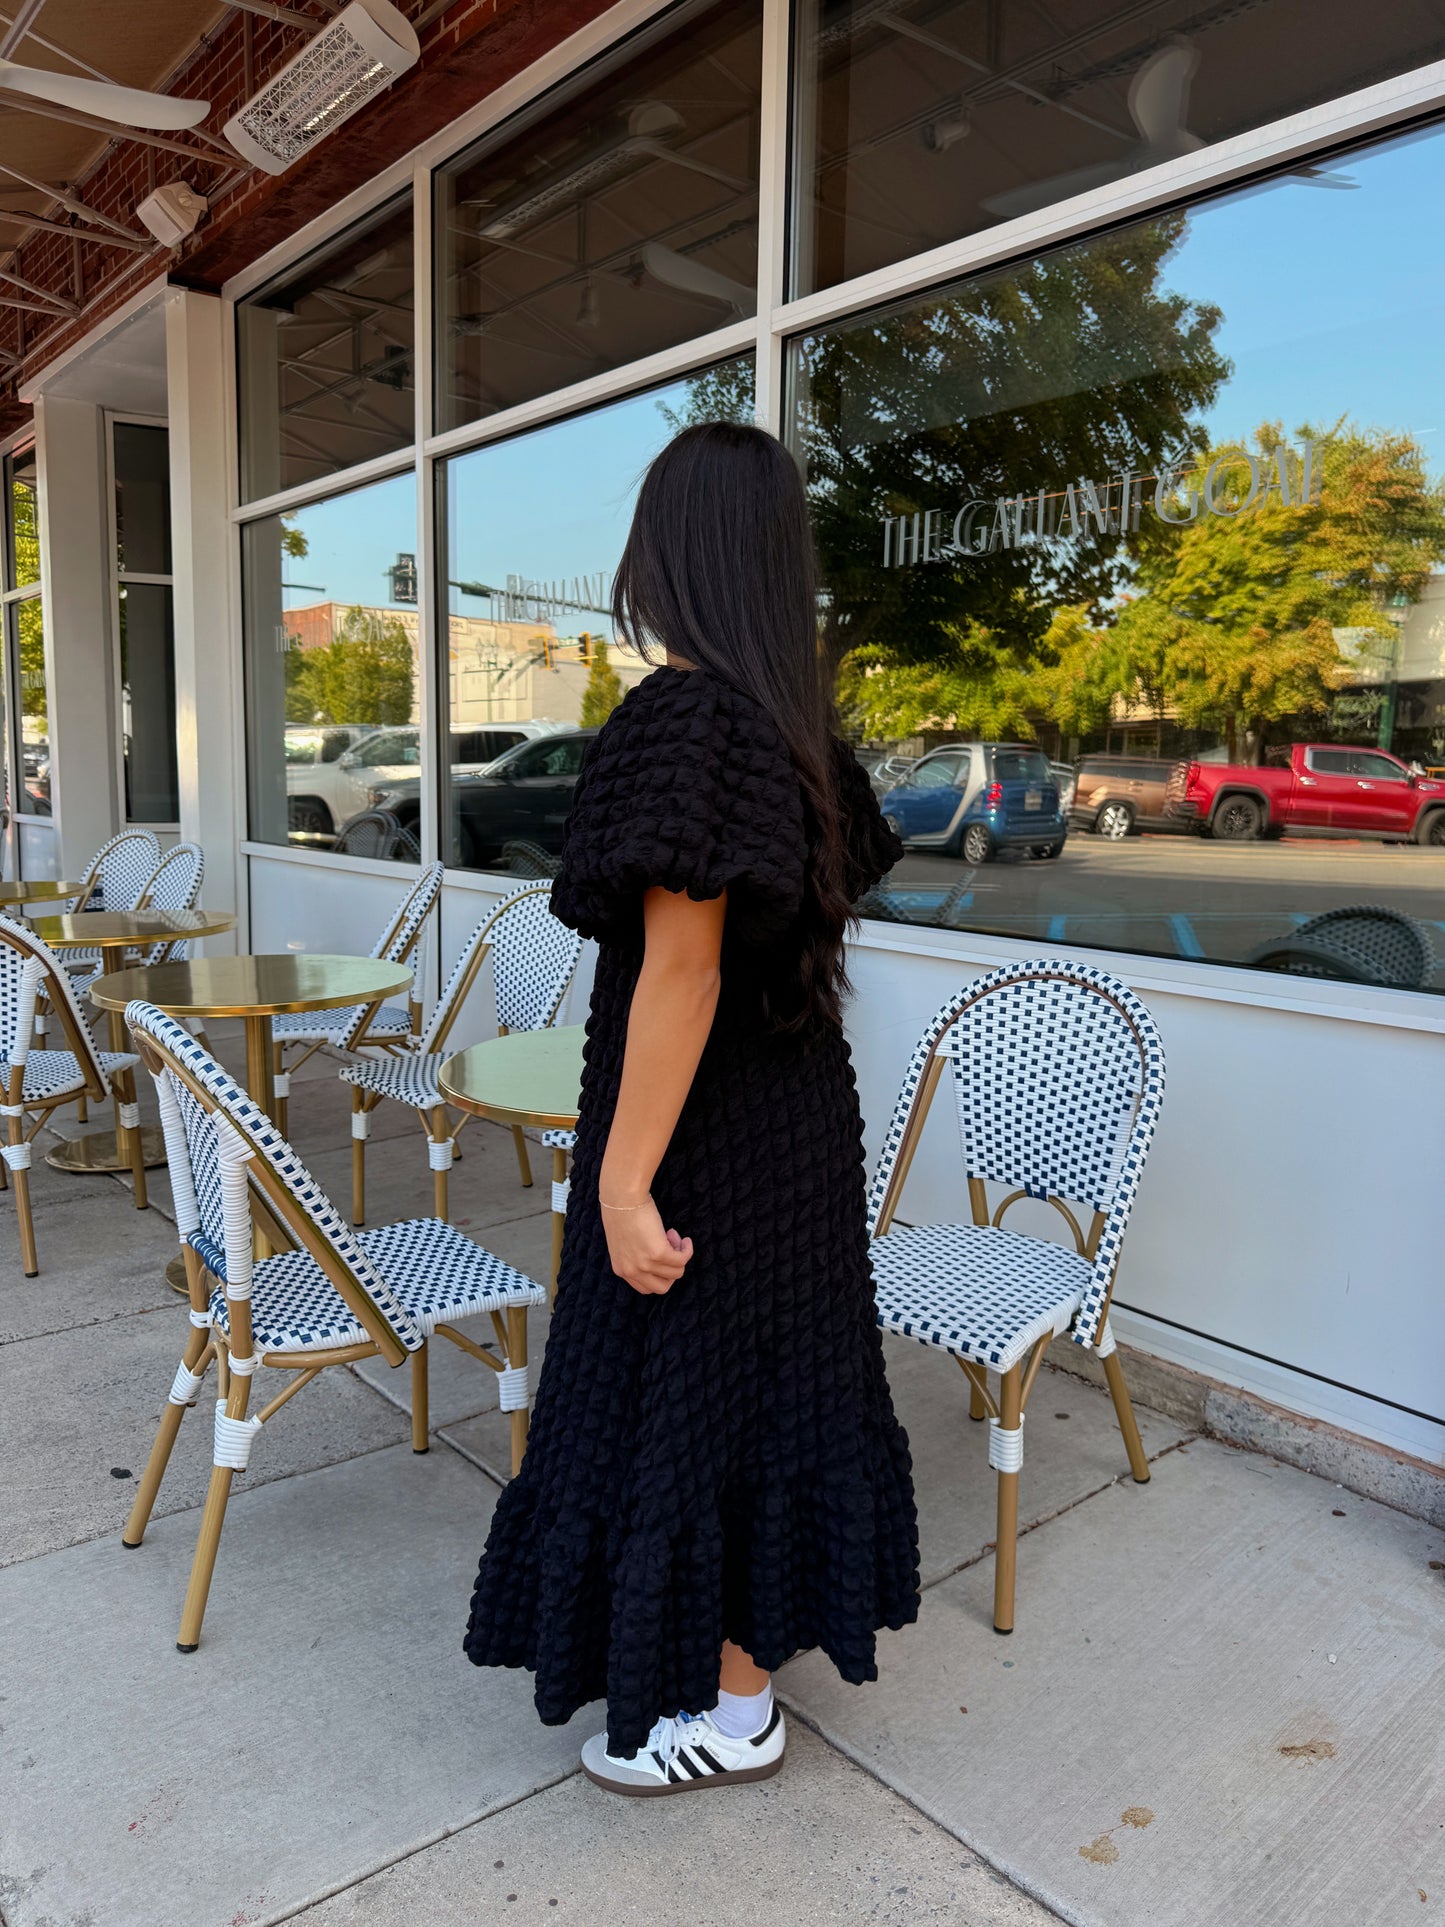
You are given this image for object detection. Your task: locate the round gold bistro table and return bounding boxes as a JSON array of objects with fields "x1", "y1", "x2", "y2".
[
  {"x1": 439, "y1": 1024, "x2": 584, "y2": 1297},
  {"x1": 31, "y1": 908, "x2": 238, "y2": 1194},
  {"x1": 94, "y1": 953, "x2": 414, "y2": 1280},
  {"x1": 0, "y1": 879, "x2": 83, "y2": 909}
]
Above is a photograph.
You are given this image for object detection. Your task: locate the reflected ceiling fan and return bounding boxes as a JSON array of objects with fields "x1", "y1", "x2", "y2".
[
  {"x1": 981, "y1": 41, "x2": 1354, "y2": 220},
  {"x1": 0, "y1": 55, "x2": 209, "y2": 131}
]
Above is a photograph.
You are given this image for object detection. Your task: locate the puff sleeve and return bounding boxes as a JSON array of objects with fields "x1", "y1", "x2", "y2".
[{"x1": 550, "y1": 667, "x2": 807, "y2": 947}]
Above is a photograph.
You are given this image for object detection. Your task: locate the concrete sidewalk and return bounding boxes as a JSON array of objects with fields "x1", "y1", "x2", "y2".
[{"x1": 1, "y1": 1025, "x2": 1441, "y2": 1927}]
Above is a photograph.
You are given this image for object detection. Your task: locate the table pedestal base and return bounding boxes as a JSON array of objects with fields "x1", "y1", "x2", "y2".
[
  {"x1": 47, "y1": 1126, "x2": 167, "y2": 1173},
  {"x1": 165, "y1": 1254, "x2": 190, "y2": 1295}
]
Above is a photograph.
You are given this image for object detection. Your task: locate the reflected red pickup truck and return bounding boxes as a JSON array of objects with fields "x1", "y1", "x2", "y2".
[{"x1": 1165, "y1": 744, "x2": 1445, "y2": 844}]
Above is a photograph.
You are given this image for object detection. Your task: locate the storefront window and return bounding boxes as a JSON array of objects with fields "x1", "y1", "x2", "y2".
[
  {"x1": 434, "y1": 0, "x2": 761, "y2": 435},
  {"x1": 791, "y1": 0, "x2": 1445, "y2": 297},
  {"x1": 114, "y1": 424, "x2": 178, "y2": 823},
  {"x1": 4, "y1": 448, "x2": 44, "y2": 820},
  {"x1": 435, "y1": 358, "x2": 753, "y2": 871},
  {"x1": 790, "y1": 119, "x2": 1445, "y2": 992},
  {"x1": 238, "y1": 196, "x2": 414, "y2": 502},
  {"x1": 243, "y1": 471, "x2": 419, "y2": 860}
]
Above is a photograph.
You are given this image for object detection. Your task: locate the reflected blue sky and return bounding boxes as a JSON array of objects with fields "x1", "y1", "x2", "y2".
[{"x1": 289, "y1": 122, "x2": 1445, "y2": 611}]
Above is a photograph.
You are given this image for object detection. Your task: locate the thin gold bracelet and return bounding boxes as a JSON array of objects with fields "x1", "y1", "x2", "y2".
[{"x1": 600, "y1": 1195, "x2": 651, "y2": 1212}]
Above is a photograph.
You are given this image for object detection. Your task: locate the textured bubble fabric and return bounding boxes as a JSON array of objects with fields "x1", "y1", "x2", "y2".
[{"x1": 463, "y1": 665, "x2": 920, "y2": 1754}]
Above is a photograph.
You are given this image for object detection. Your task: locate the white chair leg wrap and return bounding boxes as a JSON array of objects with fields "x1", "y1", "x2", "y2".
[
  {"x1": 213, "y1": 1401, "x2": 263, "y2": 1470},
  {"x1": 168, "y1": 1360, "x2": 208, "y2": 1406},
  {"x1": 498, "y1": 1363, "x2": 530, "y2": 1411},
  {"x1": 988, "y1": 1415, "x2": 1025, "y2": 1474},
  {"x1": 273, "y1": 1072, "x2": 290, "y2": 1099},
  {"x1": 1096, "y1": 1320, "x2": 1117, "y2": 1359},
  {"x1": 351, "y1": 1110, "x2": 371, "y2": 1140},
  {"x1": 188, "y1": 1308, "x2": 213, "y2": 1329},
  {"x1": 227, "y1": 1350, "x2": 260, "y2": 1376},
  {"x1": 428, "y1": 1138, "x2": 455, "y2": 1171},
  {"x1": 117, "y1": 1101, "x2": 141, "y2": 1130},
  {"x1": 1, "y1": 1140, "x2": 31, "y2": 1172},
  {"x1": 551, "y1": 1177, "x2": 570, "y2": 1215}
]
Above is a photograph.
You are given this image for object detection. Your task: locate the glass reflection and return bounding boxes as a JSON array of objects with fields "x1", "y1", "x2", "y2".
[
  {"x1": 243, "y1": 473, "x2": 419, "y2": 861},
  {"x1": 792, "y1": 0, "x2": 1445, "y2": 296},
  {"x1": 434, "y1": 359, "x2": 754, "y2": 872},
  {"x1": 238, "y1": 197, "x2": 414, "y2": 502},
  {"x1": 787, "y1": 121, "x2": 1445, "y2": 990},
  {"x1": 435, "y1": 0, "x2": 760, "y2": 434}
]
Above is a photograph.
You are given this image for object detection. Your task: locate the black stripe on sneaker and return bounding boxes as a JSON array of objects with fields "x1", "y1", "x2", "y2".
[
  {"x1": 691, "y1": 1746, "x2": 725, "y2": 1773},
  {"x1": 674, "y1": 1752, "x2": 705, "y2": 1779},
  {"x1": 651, "y1": 1750, "x2": 668, "y2": 1774},
  {"x1": 750, "y1": 1706, "x2": 782, "y2": 1746}
]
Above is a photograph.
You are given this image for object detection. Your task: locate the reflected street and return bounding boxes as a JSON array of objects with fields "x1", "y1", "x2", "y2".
[{"x1": 876, "y1": 836, "x2": 1445, "y2": 988}]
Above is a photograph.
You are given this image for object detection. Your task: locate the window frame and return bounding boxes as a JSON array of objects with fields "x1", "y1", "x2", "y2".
[
  {"x1": 107, "y1": 412, "x2": 179, "y2": 831},
  {"x1": 1, "y1": 439, "x2": 45, "y2": 836},
  {"x1": 220, "y1": 0, "x2": 1445, "y2": 929}
]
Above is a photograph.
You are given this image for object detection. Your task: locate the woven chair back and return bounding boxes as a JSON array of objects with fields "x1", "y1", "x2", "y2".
[
  {"x1": 127, "y1": 1002, "x2": 423, "y2": 1365},
  {"x1": 135, "y1": 842, "x2": 205, "y2": 965},
  {"x1": 420, "y1": 884, "x2": 580, "y2": 1055},
  {"x1": 0, "y1": 913, "x2": 108, "y2": 1093},
  {"x1": 1293, "y1": 905, "x2": 1431, "y2": 989},
  {"x1": 370, "y1": 862, "x2": 443, "y2": 963},
  {"x1": 70, "y1": 828, "x2": 161, "y2": 913},
  {"x1": 865, "y1": 961, "x2": 1166, "y2": 1348}
]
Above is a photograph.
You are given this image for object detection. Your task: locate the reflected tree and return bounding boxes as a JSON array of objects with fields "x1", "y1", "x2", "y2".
[{"x1": 286, "y1": 604, "x2": 414, "y2": 725}]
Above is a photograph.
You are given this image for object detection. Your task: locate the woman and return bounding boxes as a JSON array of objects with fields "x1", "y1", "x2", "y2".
[{"x1": 464, "y1": 420, "x2": 919, "y2": 1795}]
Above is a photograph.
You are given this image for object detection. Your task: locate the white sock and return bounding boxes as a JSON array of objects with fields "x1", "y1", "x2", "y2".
[{"x1": 711, "y1": 1683, "x2": 772, "y2": 1740}]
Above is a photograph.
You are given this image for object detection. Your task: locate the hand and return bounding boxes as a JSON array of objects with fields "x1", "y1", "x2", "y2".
[{"x1": 602, "y1": 1195, "x2": 693, "y2": 1296}]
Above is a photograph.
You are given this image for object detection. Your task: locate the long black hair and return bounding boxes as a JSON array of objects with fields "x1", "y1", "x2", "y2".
[{"x1": 611, "y1": 419, "x2": 854, "y2": 1031}]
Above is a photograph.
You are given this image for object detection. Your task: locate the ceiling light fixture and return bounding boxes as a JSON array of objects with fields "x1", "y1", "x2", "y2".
[{"x1": 223, "y1": 0, "x2": 419, "y2": 176}]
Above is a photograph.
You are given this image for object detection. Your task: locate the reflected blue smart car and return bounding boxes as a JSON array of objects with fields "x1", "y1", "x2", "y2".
[{"x1": 879, "y1": 742, "x2": 1067, "y2": 863}]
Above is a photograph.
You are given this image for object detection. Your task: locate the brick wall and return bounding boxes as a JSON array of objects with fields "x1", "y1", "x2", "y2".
[{"x1": 0, "y1": 0, "x2": 616, "y2": 438}]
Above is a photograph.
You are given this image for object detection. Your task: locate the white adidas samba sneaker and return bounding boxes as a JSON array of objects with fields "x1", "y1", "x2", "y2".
[{"x1": 581, "y1": 1703, "x2": 786, "y2": 1797}]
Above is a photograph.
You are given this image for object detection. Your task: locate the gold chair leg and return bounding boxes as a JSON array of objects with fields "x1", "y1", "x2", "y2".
[
  {"x1": 511, "y1": 1123, "x2": 532, "y2": 1188},
  {"x1": 124, "y1": 1324, "x2": 210, "y2": 1547},
  {"x1": 9, "y1": 1122, "x2": 37, "y2": 1278},
  {"x1": 177, "y1": 1373, "x2": 251, "y2": 1652},
  {"x1": 120, "y1": 1069, "x2": 147, "y2": 1211},
  {"x1": 410, "y1": 1342, "x2": 430, "y2": 1454},
  {"x1": 76, "y1": 1091, "x2": 88, "y2": 1123},
  {"x1": 550, "y1": 1144, "x2": 567, "y2": 1308},
  {"x1": 431, "y1": 1107, "x2": 450, "y2": 1221},
  {"x1": 506, "y1": 1303, "x2": 529, "y2": 1476},
  {"x1": 993, "y1": 1363, "x2": 1023, "y2": 1635},
  {"x1": 968, "y1": 1370, "x2": 987, "y2": 1422},
  {"x1": 1102, "y1": 1348, "x2": 1151, "y2": 1483},
  {"x1": 351, "y1": 1087, "x2": 367, "y2": 1225}
]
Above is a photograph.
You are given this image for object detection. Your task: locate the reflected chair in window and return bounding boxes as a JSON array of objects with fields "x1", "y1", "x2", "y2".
[
  {"x1": 1247, "y1": 905, "x2": 1433, "y2": 990},
  {"x1": 500, "y1": 839, "x2": 560, "y2": 880},
  {"x1": 341, "y1": 885, "x2": 582, "y2": 1225},
  {"x1": 269, "y1": 861, "x2": 443, "y2": 1134},
  {"x1": 0, "y1": 914, "x2": 148, "y2": 1274},
  {"x1": 867, "y1": 960, "x2": 1166, "y2": 1634},
  {"x1": 330, "y1": 809, "x2": 421, "y2": 861},
  {"x1": 121, "y1": 1001, "x2": 546, "y2": 1651}
]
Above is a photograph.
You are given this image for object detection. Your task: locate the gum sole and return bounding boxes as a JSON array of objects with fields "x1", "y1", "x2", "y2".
[{"x1": 581, "y1": 1751, "x2": 785, "y2": 1798}]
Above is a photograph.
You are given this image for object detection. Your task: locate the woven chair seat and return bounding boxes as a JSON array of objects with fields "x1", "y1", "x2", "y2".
[
  {"x1": 203, "y1": 1214, "x2": 545, "y2": 1357},
  {"x1": 871, "y1": 1221, "x2": 1092, "y2": 1372},
  {"x1": 340, "y1": 1052, "x2": 445, "y2": 1109},
  {"x1": 0, "y1": 1046, "x2": 137, "y2": 1104},
  {"x1": 271, "y1": 1002, "x2": 414, "y2": 1048}
]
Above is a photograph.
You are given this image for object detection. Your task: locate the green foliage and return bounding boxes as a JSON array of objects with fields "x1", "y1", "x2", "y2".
[
  {"x1": 11, "y1": 479, "x2": 44, "y2": 729},
  {"x1": 285, "y1": 605, "x2": 414, "y2": 726},
  {"x1": 578, "y1": 634, "x2": 624, "y2": 728},
  {"x1": 659, "y1": 361, "x2": 757, "y2": 435}
]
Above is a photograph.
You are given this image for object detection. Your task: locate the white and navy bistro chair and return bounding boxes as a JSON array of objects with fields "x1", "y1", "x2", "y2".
[
  {"x1": 269, "y1": 860, "x2": 443, "y2": 1133},
  {"x1": 0, "y1": 914, "x2": 148, "y2": 1274},
  {"x1": 867, "y1": 960, "x2": 1166, "y2": 1635},
  {"x1": 121, "y1": 1001, "x2": 546, "y2": 1653},
  {"x1": 39, "y1": 830, "x2": 162, "y2": 1047},
  {"x1": 68, "y1": 840, "x2": 205, "y2": 1001},
  {"x1": 341, "y1": 884, "x2": 581, "y2": 1227}
]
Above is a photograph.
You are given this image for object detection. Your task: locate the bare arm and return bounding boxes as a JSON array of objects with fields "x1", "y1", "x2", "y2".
[{"x1": 599, "y1": 884, "x2": 726, "y2": 1295}]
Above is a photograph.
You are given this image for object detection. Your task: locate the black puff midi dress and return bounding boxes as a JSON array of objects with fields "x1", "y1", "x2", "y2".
[{"x1": 463, "y1": 664, "x2": 920, "y2": 1754}]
